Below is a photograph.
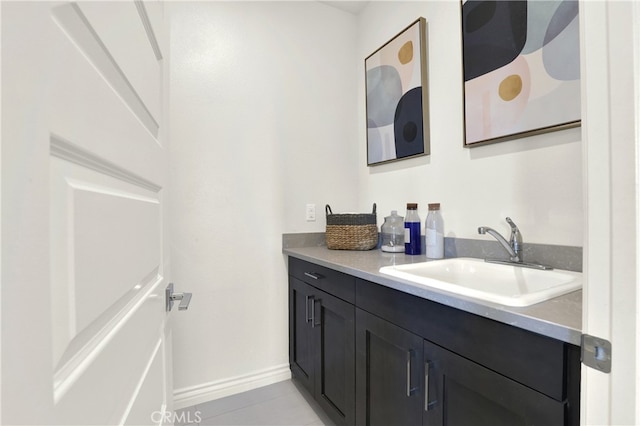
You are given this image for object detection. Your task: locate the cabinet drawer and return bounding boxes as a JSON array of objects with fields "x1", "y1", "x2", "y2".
[
  {"x1": 356, "y1": 278, "x2": 576, "y2": 402},
  {"x1": 289, "y1": 257, "x2": 355, "y2": 304}
]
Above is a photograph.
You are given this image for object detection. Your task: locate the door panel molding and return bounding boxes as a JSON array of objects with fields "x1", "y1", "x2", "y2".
[
  {"x1": 53, "y1": 277, "x2": 166, "y2": 425},
  {"x1": 52, "y1": 3, "x2": 159, "y2": 137},
  {"x1": 50, "y1": 155, "x2": 161, "y2": 368},
  {"x1": 53, "y1": 274, "x2": 165, "y2": 404},
  {"x1": 118, "y1": 338, "x2": 164, "y2": 425},
  {"x1": 77, "y1": 1, "x2": 162, "y2": 121},
  {"x1": 51, "y1": 135, "x2": 161, "y2": 192},
  {"x1": 134, "y1": 0, "x2": 163, "y2": 61}
]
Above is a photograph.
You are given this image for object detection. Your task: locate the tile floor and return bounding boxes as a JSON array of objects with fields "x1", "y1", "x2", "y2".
[{"x1": 176, "y1": 380, "x2": 335, "y2": 426}]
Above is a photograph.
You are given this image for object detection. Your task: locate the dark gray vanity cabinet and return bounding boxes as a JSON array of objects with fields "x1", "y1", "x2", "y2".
[
  {"x1": 355, "y1": 278, "x2": 581, "y2": 426},
  {"x1": 356, "y1": 309, "x2": 565, "y2": 426},
  {"x1": 288, "y1": 258, "x2": 356, "y2": 426},
  {"x1": 355, "y1": 308, "x2": 567, "y2": 426},
  {"x1": 288, "y1": 257, "x2": 580, "y2": 426}
]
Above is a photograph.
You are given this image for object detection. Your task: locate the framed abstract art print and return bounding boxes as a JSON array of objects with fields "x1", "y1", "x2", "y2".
[
  {"x1": 461, "y1": 1, "x2": 581, "y2": 146},
  {"x1": 365, "y1": 18, "x2": 430, "y2": 165}
]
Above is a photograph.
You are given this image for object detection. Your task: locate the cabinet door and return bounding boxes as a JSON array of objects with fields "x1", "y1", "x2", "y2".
[
  {"x1": 289, "y1": 277, "x2": 315, "y2": 394},
  {"x1": 423, "y1": 339, "x2": 565, "y2": 426},
  {"x1": 314, "y1": 288, "x2": 355, "y2": 426},
  {"x1": 356, "y1": 309, "x2": 424, "y2": 426},
  {"x1": 290, "y1": 277, "x2": 356, "y2": 425}
]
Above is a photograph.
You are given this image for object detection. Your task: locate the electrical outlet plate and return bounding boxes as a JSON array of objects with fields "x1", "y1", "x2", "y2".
[{"x1": 306, "y1": 204, "x2": 316, "y2": 221}]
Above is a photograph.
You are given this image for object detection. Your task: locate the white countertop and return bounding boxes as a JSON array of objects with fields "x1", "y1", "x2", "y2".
[{"x1": 283, "y1": 246, "x2": 582, "y2": 346}]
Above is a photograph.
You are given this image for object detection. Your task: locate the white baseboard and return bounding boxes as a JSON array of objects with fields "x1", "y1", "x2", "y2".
[{"x1": 172, "y1": 363, "x2": 292, "y2": 410}]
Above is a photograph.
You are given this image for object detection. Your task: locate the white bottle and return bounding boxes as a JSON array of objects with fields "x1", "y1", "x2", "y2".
[{"x1": 425, "y1": 203, "x2": 444, "y2": 259}]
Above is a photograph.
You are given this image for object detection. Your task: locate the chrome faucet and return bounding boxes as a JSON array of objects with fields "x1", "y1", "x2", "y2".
[
  {"x1": 478, "y1": 217, "x2": 522, "y2": 262},
  {"x1": 477, "y1": 218, "x2": 552, "y2": 270}
]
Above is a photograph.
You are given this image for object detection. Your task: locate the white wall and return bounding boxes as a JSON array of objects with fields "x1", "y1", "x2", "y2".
[
  {"x1": 356, "y1": 2, "x2": 583, "y2": 246},
  {"x1": 168, "y1": 1, "x2": 357, "y2": 406}
]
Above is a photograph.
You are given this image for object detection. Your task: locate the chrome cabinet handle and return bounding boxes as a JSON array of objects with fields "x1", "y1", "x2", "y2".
[
  {"x1": 311, "y1": 298, "x2": 320, "y2": 328},
  {"x1": 406, "y1": 351, "x2": 411, "y2": 396},
  {"x1": 166, "y1": 283, "x2": 193, "y2": 312},
  {"x1": 304, "y1": 295, "x2": 320, "y2": 328},
  {"x1": 425, "y1": 361, "x2": 432, "y2": 411},
  {"x1": 406, "y1": 350, "x2": 418, "y2": 396},
  {"x1": 305, "y1": 295, "x2": 313, "y2": 323},
  {"x1": 304, "y1": 272, "x2": 324, "y2": 280}
]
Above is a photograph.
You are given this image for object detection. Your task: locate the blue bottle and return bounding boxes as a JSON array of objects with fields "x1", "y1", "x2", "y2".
[{"x1": 404, "y1": 203, "x2": 421, "y2": 255}]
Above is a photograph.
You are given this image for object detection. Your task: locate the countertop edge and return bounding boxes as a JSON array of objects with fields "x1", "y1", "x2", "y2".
[{"x1": 283, "y1": 247, "x2": 583, "y2": 346}]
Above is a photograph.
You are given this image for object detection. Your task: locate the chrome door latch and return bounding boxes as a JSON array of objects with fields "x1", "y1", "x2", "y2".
[
  {"x1": 581, "y1": 334, "x2": 612, "y2": 373},
  {"x1": 166, "y1": 283, "x2": 193, "y2": 312}
]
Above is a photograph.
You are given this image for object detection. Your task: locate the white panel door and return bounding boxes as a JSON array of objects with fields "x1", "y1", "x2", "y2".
[
  {"x1": 580, "y1": 1, "x2": 640, "y2": 424},
  {"x1": 2, "y1": 1, "x2": 175, "y2": 424}
]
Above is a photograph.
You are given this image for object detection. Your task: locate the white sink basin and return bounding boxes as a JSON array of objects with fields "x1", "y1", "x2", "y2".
[{"x1": 379, "y1": 258, "x2": 582, "y2": 307}]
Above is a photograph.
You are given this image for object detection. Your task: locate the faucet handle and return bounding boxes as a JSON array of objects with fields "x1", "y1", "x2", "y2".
[{"x1": 505, "y1": 217, "x2": 522, "y2": 252}]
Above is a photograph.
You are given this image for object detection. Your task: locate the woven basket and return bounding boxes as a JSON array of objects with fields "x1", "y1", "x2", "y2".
[{"x1": 325, "y1": 204, "x2": 378, "y2": 250}]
